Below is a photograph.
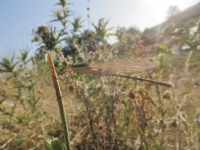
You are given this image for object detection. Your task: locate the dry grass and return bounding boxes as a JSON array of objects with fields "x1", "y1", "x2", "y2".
[{"x1": 0, "y1": 50, "x2": 200, "y2": 150}]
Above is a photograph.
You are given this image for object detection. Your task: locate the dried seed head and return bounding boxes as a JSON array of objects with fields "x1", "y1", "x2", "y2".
[
  {"x1": 87, "y1": 15, "x2": 90, "y2": 18},
  {"x1": 37, "y1": 25, "x2": 48, "y2": 34},
  {"x1": 163, "y1": 91, "x2": 171, "y2": 99},
  {"x1": 55, "y1": 9, "x2": 63, "y2": 20},
  {"x1": 87, "y1": 8, "x2": 90, "y2": 10},
  {"x1": 99, "y1": 125, "x2": 103, "y2": 130},
  {"x1": 170, "y1": 119, "x2": 177, "y2": 128},
  {"x1": 159, "y1": 119, "x2": 164, "y2": 124},
  {"x1": 129, "y1": 91, "x2": 135, "y2": 99},
  {"x1": 69, "y1": 85, "x2": 75, "y2": 92}
]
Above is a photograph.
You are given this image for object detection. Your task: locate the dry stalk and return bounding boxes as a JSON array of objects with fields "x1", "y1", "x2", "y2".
[
  {"x1": 184, "y1": 50, "x2": 193, "y2": 73},
  {"x1": 46, "y1": 51, "x2": 71, "y2": 150},
  {"x1": 133, "y1": 80, "x2": 148, "y2": 149}
]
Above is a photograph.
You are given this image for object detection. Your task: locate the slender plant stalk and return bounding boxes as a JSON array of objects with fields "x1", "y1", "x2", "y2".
[
  {"x1": 133, "y1": 80, "x2": 148, "y2": 149},
  {"x1": 46, "y1": 51, "x2": 71, "y2": 150}
]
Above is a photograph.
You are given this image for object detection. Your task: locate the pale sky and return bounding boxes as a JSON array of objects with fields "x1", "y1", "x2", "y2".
[
  {"x1": 0, "y1": 0, "x2": 199, "y2": 56},
  {"x1": 93, "y1": 0, "x2": 200, "y2": 30}
]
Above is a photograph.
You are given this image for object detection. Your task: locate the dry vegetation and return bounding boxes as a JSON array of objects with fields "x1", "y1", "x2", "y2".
[{"x1": 0, "y1": 0, "x2": 200, "y2": 150}]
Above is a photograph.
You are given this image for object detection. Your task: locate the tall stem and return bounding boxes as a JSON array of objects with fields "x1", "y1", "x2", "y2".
[{"x1": 47, "y1": 51, "x2": 71, "y2": 150}]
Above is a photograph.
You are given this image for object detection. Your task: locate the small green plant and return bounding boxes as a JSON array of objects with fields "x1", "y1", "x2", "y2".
[
  {"x1": 45, "y1": 138, "x2": 66, "y2": 150},
  {"x1": 0, "y1": 49, "x2": 41, "y2": 115}
]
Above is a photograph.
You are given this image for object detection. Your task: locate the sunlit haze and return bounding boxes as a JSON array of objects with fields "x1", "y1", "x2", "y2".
[{"x1": 0, "y1": 0, "x2": 199, "y2": 55}]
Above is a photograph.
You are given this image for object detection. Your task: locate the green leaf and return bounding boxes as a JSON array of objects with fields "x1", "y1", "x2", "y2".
[
  {"x1": 9, "y1": 103, "x2": 17, "y2": 117},
  {"x1": 178, "y1": 91, "x2": 191, "y2": 96},
  {"x1": 0, "y1": 96, "x2": 7, "y2": 104},
  {"x1": 0, "y1": 54, "x2": 19, "y2": 73},
  {"x1": 51, "y1": 138, "x2": 66, "y2": 150}
]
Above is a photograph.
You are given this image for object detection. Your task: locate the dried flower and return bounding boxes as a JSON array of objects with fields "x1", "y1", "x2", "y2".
[
  {"x1": 163, "y1": 91, "x2": 171, "y2": 99},
  {"x1": 129, "y1": 91, "x2": 135, "y2": 99},
  {"x1": 69, "y1": 85, "x2": 75, "y2": 92},
  {"x1": 36, "y1": 25, "x2": 48, "y2": 34}
]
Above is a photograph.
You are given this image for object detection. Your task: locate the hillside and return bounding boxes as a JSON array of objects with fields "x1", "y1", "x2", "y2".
[{"x1": 143, "y1": 2, "x2": 200, "y2": 35}]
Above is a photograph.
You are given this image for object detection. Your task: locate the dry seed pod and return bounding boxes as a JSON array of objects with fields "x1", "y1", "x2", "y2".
[
  {"x1": 159, "y1": 119, "x2": 164, "y2": 124},
  {"x1": 37, "y1": 25, "x2": 48, "y2": 34},
  {"x1": 69, "y1": 85, "x2": 75, "y2": 92},
  {"x1": 129, "y1": 91, "x2": 135, "y2": 99},
  {"x1": 163, "y1": 91, "x2": 171, "y2": 99},
  {"x1": 170, "y1": 119, "x2": 177, "y2": 128}
]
